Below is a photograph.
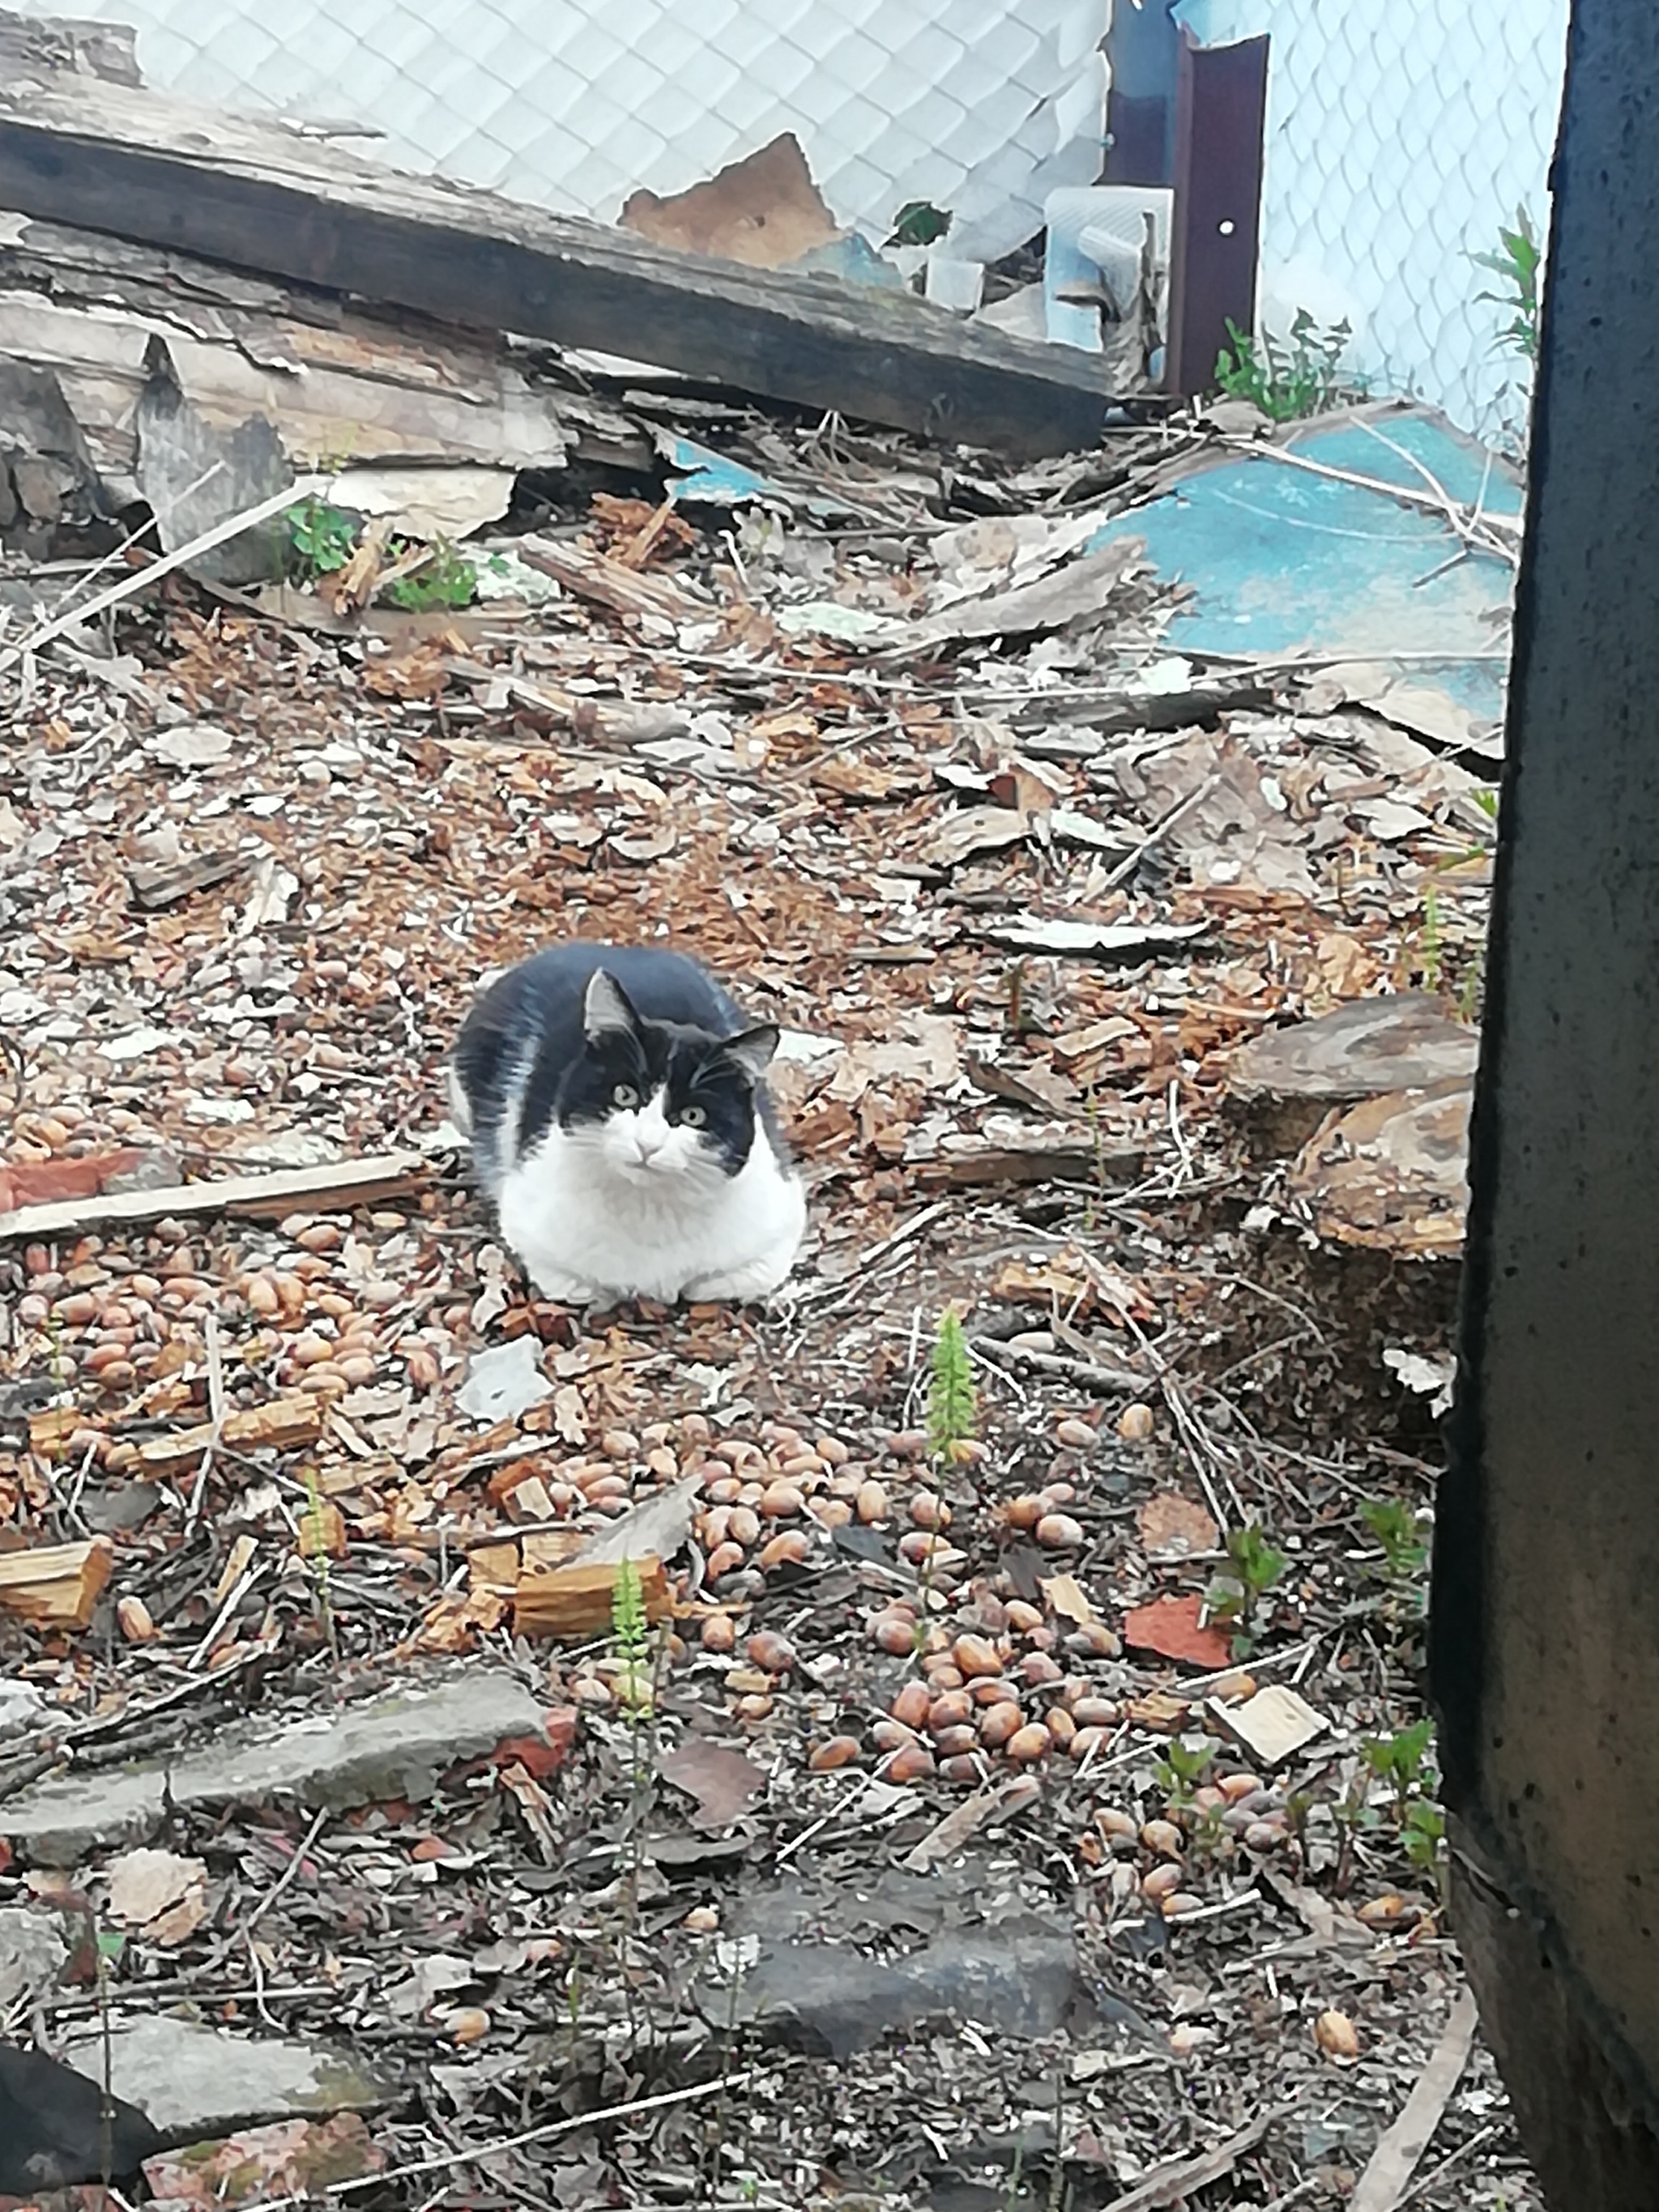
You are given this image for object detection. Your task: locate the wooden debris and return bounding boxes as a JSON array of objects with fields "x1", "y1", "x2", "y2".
[
  {"x1": 516, "y1": 535, "x2": 707, "y2": 624},
  {"x1": 135, "y1": 1397, "x2": 322, "y2": 1477},
  {"x1": 513, "y1": 1554, "x2": 671, "y2": 1640},
  {"x1": 1226, "y1": 991, "x2": 1478, "y2": 1154},
  {"x1": 1350, "y1": 1988, "x2": 1479, "y2": 2212},
  {"x1": 1209, "y1": 1683, "x2": 1329, "y2": 1767},
  {"x1": 1099, "y1": 2104, "x2": 1294, "y2": 2212},
  {"x1": 1287, "y1": 1079, "x2": 1471, "y2": 1259},
  {"x1": 0, "y1": 1536, "x2": 113, "y2": 1629},
  {"x1": 0, "y1": 70, "x2": 1128, "y2": 458},
  {"x1": 0, "y1": 1149, "x2": 429, "y2": 1241}
]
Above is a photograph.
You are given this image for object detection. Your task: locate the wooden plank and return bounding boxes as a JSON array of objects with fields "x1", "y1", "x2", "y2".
[
  {"x1": 0, "y1": 72, "x2": 1126, "y2": 458},
  {"x1": 135, "y1": 1396, "x2": 323, "y2": 1477},
  {"x1": 0, "y1": 1149, "x2": 429, "y2": 1241},
  {"x1": 0, "y1": 1536, "x2": 113, "y2": 1629}
]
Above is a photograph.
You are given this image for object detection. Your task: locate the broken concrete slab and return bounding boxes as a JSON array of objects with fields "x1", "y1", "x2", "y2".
[
  {"x1": 0, "y1": 1902, "x2": 68, "y2": 2006},
  {"x1": 61, "y1": 2014, "x2": 396, "y2": 2140},
  {"x1": 1, "y1": 1670, "x2": 546, "y2": 1862},
  {"x1": 1227, "y1": 992, "x2": 1478, "y2": 1153},
  {"x1": 700, "y1": 1916, "x2": 1085, "y2": 2061},
  {"x1": 1287, "y1": 1077, "x2": 1471, "y2": 1260}
]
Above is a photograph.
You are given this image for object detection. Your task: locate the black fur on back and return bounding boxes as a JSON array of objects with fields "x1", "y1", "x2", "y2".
[{"x1": 450, "y1": 942, "x2": 783, "y2": 1187}]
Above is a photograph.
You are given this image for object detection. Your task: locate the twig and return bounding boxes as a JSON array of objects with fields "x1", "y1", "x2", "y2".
[
  {"x1": 2, "y1": 475, "x2": 332, "y2": 669},
  {"x1": 184, "y1": 1309, "x2": 228, "y2": 1538},
  {"x1": 792, "y1": 1200, "x2": 953, "y2": 1306},
  {"x1": 1101, "y1": 773, "x2": 1222, "y2": 891},
  {"x1": 244, "y1": 1805, "x2": 330, "y2": 1934},
  {"x1": 232, "y1": 2068, "x2": 756, "y2": 2211},
  {"x1": 1099, "y1": 2102, "x2": 1299, "y2": 2212},
  {"x1": 1399, "y1": 2120, "x2": 1500, "y2": 2206},
  {"x1": 971, "y1": 1335, "x2": 1145, "y2": 1396},
  {"x1": 1213, "y1": 435, "x2": 1519, "y2": 562}
]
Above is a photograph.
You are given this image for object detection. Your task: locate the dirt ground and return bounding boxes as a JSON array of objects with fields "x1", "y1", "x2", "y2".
[{"x1": 0, "y1": 409, "x2": 1539, "y2": 2210}]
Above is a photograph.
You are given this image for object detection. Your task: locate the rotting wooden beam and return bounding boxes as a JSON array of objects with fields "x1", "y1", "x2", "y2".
[{"x1": 0, "y1": 72, "x2": 1128, "y2": 459}]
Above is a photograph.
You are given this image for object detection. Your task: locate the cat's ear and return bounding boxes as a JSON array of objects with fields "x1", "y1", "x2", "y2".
[
  {"x1": 583, "y1": 970, "x2": 638, "y2": 1043},
  {"x1": 722, "y1": 1025, "x2": 778, "y2": 1081}
]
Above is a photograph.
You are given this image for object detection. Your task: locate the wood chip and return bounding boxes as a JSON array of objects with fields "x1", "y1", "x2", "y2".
[
  {"x1": 136, "y1": 1396, "x2": 323, "y2": 1477},
  {"x1": 1209, "y1": 1682, "x2": 1329, "y2": 1767},
  {"x1": 1350, "y1": 1988, "x2": 1478, "y2": 2211},
  {"x1": 0, "y1": 1536, "x2": 113, "y2": 1628},
  {"x1": 513, "y1": 1554, "x2": 671, "y2": 1639}
]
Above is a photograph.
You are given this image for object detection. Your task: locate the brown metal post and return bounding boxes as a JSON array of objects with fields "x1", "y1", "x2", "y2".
[{"x1": 1163, "y1": 27, "x2": 1269, "y2": 398}]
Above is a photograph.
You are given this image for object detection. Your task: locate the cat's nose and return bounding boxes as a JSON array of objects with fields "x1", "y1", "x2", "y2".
[{"x1": 634, "y1": 1132, "x2": 664, "y2": 1162}]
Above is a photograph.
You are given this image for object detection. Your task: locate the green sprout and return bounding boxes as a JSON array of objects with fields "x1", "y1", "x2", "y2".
[
  {"x1": 287, "y1": 497, "x2": 357, "y2": 579},
  {"x1": 1205, "y1": 1524, "x2": 1286, "y2": 1659},
  {"x1": 928, "y1": 1307, "x2": 977, "y2": 1469}
]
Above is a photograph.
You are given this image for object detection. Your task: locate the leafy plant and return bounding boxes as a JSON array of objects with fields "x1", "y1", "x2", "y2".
[
  {"x1": 1363, "y1": 1717, "x2": 1435, "y2": 1813},
  {"x1": 1417, "y1": 881, "x2": 1443, "y2": 994},
  {"x1": 1156, "y1": 1733, "x2": 1215, "y2": 1812},
  {"x1": 1205, "y1": 1524, "x2": 1286, "y2": 1658},
  {"x1": 300, "y1": 1464, "x2": 339, "y2": 1663},
  {"x1": 887, "y1": 200, "x2": 953, "y2": 249},
  {"x1": 1213, "y1": 309, "x2": 1363, "y2": 422},
  {"x1": 1473, "y1": 207, "x2": 1542, "y2": 364},
  {"x1": 287, "y1": 496, "x2": 357, "y2": 578},
  {"x1": 610, "y1": 1556, "x2": 653, "y2": 1718},
  {"x1": 1402, "y1": 1798, "x2": 1447, "y2": 1879},
  {"x1": 928, "y1": 1307, "x2": 977, "y2": 1468},
  {"x1": 379, "y1": 538, "x2": 476, "y2": 612},
  {"x1": 1361, "y1": 1497, "x2": 1428, "y2": 1588}
]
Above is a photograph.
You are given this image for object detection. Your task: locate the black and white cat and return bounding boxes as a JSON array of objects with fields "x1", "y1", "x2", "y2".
[{"x1": 446, "y1": 941, "x2": 806, "y2": 1306}]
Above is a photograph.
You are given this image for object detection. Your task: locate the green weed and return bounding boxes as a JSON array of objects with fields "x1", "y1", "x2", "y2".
[
  {"x1": 928, "y1": 1307, "x2": 977, "y2": 1469},
  {"x1": 287, "y1": 496, "x2": 357, "y2": 579},
  {"x1": 1363, "y1": 1717, "x2": 1436, "y2": 1812},
  {"x1": 1205, "y1": 1524, "x2": 1286, "y2": 1659},
  {"x1": 380, "y1": 538, "x2": 476, "y2": 612},
  {"x1": 1213, "y1": 309, "x2": 1363, "y2": 421},
  {"x1": 1156, "y1": 1733, "x2": 1215, "y2": 1812},
  {"x1": 1473, "y1": 207, "x2": 1542, "y2": 364},
  {"x1": 1361, "y1": 1497, "x2": 1429, "y2": 1588}
]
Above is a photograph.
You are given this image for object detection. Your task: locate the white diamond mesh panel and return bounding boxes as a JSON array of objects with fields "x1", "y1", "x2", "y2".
[
  {"x1": 8, "y1": 0, "x2": 1109, "y2": 266},
  {"x1": 1176, "y1": 0, "x2": 1570, "y2": 441}
]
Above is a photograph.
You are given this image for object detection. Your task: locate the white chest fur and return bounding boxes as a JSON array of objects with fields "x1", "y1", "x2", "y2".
[{"x1": 495, "y1": 1119, "x2": 806, "y2": 1304}]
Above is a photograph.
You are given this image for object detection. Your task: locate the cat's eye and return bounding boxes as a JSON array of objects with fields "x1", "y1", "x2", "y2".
[
  {"x1": 680, "y1": 1104, "x2": 707, "y2": 1127},
  {"x1": 612, "y1": 1083, "x2": 638, "y2": 1108}
]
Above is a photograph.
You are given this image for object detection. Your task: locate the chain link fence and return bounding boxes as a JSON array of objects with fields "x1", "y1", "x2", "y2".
[
  {"x1": 15, "y1": 0, "x2": 1567, "y2": 443},
  {"x1": 10, "y1": 0, "x2": 1109, "y2": 267},
  {"x1": 1178, "y1": 0, "x2": 1569, "y2": 443}
]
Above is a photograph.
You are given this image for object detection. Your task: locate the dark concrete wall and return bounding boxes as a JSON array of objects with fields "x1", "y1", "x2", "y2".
[{"x1": 1432, "y1": 2, "x2": 1659, "y2": 2202}]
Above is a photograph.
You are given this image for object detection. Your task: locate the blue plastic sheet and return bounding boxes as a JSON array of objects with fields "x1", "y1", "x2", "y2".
[{"x1": 1098, "y1": 411, "x2": 1519, "y2": 718}]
